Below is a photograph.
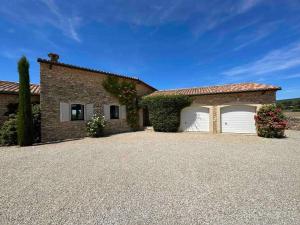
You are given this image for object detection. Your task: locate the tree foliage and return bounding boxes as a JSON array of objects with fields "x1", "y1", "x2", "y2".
[
  {"x1": 17, "y1": 56, "x2": 33, "y2": 146},
  {"x1": 277, "y1": 98, "x2": 300, "y2": 112}
]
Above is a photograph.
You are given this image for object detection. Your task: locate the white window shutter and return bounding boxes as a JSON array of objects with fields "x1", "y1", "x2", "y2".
[
  {"x1": 120, "y1": 105, "x2": 126, "y2": 119},
  {"x1": 60, "y1": 102, "x2": 70, "y2": 122},
  {"x1": 104, "y1": 104, "x2": 110, "y2": 120},
  {"x1": 85, "y1": 104, "x2": 94, "y2": 121}
]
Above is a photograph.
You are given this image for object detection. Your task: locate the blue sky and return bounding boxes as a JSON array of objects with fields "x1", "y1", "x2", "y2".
[{"x1": 0, "y1": 0, "x2": 300, "y2": 99}]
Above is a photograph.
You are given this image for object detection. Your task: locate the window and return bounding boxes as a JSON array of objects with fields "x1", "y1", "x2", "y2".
[
  {"x1": 110, "y1": 105, "x2": 119, "y2": 119},
  {"x1": 71, "y1": 104, "x2": 84, "y2": 121}
]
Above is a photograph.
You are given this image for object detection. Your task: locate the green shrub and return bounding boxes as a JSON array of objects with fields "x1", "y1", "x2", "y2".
[
  {"x1": 0, "y1": 115, "x2": 18, "y2": 146},
  {"x1": 255, "y1": 104, "x2": 288, "y2": 138},
  {"x1": 141, "y1": 95, "x2": 191, "y2": 132},
  {"x1": 0, "y1": 104, "x2": 41, "y2": 145},
  {"x1": 32, "y1": 104, "x2": 41, "y2": 143},
  {"x1": 87, "y1": 114, "x2": 106, "y2": 137}
]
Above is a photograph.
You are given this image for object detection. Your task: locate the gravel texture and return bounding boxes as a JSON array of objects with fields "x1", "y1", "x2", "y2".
[{"x1": 0, "y1": 130, "x2": 300, "y2": 225}]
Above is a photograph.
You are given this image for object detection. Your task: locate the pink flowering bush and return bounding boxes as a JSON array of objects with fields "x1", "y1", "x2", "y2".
[{"x1": 255, "y1": 104, "x2": 288, "y2": 138}]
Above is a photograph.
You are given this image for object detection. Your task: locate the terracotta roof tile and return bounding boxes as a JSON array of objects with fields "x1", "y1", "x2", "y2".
[
  {"x1": 0, "y1": 81, "x2": 40, "y2": 95},
  {"x1": 148, "y1": 83, "x2": 281, "y2": 96},
  {"x1": 37, "y1": 58, "x2": 156, "y2": 91}
]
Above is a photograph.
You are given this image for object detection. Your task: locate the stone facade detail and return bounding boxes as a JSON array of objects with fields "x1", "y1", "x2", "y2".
[
  {"x1": 0, "y1": 93, "x2": 39, "y2": 126},
  {"x1": 191, "y1": 91, "x2": 276, "y2": 106},
  {"x1": 40, "y1": 62, "x2": 154, "y2": 142}
]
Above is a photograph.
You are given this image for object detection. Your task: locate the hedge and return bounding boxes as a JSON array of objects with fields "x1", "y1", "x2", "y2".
[{"x1": 141, "y1": 95, "x2": 191, "y2": 132}]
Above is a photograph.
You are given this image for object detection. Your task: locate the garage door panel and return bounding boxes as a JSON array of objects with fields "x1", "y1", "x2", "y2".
[
  {"x1": 181, "y1": 107, "x2": 209, "y2": 132},
  {"x1": 221, "y1": 105, "x2": 256, "y2": 134}
]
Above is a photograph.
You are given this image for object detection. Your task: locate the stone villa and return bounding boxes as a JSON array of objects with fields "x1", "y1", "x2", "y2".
[{"x1": 0, "y1": 53, "x2": 281, "y2": 142}]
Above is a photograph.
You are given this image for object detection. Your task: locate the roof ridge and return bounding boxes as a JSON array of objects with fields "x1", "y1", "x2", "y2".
[
  {"x1": 0, "y1": 80, "x2": 40, "y2": 95},
  {"x1": 0, "y1": 80, "x2": 19, "y2": 85},
  {"x1": 37, "y1": 58, "x2": 156, "y2": 91},
  {"x1": 149, "y1": 82, "x2": 281, "y2": 96},
  {"x1": 155, "y1": 82, "x2": 263, "y2": 92},
  {"x1": 37, "y1": 58, "x2": 139, "y2": 80},
  {"x1": 0, "y1": 80, "x2": 40, "y2": 86}
]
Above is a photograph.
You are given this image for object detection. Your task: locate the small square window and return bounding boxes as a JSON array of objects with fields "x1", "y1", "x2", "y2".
[
  {"x1": 110, "y1": 105, "x2": 119, "y2": 119},
  {"x1": 71, "y1": 104, "x2": 84, "y2": 121}
]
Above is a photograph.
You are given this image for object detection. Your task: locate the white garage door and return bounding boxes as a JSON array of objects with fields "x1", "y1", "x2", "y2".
[
  {"x1": 221, "y1": 105, "x2": 256, "y2": 134},
  {"x1": 180, "y1": 106, "x2": 209, "y2": 132}
]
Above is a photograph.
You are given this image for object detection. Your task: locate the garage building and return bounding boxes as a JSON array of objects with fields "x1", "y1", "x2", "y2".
[{"x1": 148, "y1": 83, "x2": 281, "y2": 134}]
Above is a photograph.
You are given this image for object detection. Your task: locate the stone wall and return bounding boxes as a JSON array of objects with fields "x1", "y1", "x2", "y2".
[
  {"x1": 40, "y1": 62, "x2": 155, "y2": 142},
  {"x1": 191, "y1": 91, "x2": 276, "y2": 105},
  {"x1": 0, "y1": 93, "x2": 39, "y2": 127}
]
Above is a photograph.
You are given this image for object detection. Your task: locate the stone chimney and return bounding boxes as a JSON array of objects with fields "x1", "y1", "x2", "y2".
[{"x1": 48, "y1": 53, "x2": 59, "y2": 62}]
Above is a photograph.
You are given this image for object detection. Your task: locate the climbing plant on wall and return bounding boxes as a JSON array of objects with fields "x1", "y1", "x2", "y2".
[{"x1": 102, "y1": 76, "x2": 140, "y2": 130}]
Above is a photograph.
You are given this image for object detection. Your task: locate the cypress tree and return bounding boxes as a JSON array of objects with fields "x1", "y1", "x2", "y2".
[{"x1": 17, "y1": 56, "x2": 33, "y2": 146}]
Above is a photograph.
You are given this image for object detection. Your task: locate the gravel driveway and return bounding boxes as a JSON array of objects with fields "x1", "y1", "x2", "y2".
[{"x1": 1, "y1": 131, "x2": 300, "y2": 225}]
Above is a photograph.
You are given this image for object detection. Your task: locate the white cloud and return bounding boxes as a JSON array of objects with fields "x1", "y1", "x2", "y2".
[
  {"x1": 41, "y1": 0, "x2": 81, "y2": 42},
  {"x1": 234, "y1": 21, "x2": 280, "y2": 51},
  {"x1": 283, "y1": 73, "x2": 300, "y2": 79},
  {"x1": 0, "y1": 48, "x2": 34, "y2": 59},
  {"x1": 0, "y1": 0, "x2": 275, "y2": 42},
  {"x1": 63, "y1": 0, "x2": 263, "y2": 37},
  {"x1": 0, "y1": 0, "x2": 81, "y2": 42},
  {"x1": 223, "y1": 42, "x2": 300, "y2": 77},
  {"x1": 189, "y1": 0, "x2": 263, "y2": 37},
  {"x1": 237, "y1": 0, "x2": 262, "y2": 13}
]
